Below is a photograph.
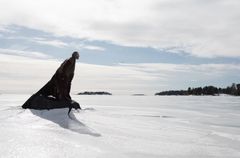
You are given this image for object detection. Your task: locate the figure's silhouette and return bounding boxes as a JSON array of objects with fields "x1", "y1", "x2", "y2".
[{"x1": 22, "y1": 51, "x2": 81, "y2": 115}]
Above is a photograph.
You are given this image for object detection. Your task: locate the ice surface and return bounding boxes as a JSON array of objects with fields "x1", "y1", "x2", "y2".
[{"x1": 0, "y1": 94, "x2": 240, "y2": 158}]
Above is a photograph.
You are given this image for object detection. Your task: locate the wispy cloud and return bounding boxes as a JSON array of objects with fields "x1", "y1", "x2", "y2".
[
  {"x1": 0, "y1": 0, "x2": 239, "y2": 57},
  {"x1": 33, "y1": 38, "x2": 68, "y2": 48},
  {"x1": 1, "y1": 35, "x2": 68, "y2": 48},
  {"x1": 81, "y1": 45, "x2": 105, "y2": 51},
  {"x1": 120, "y1": 63, "x2": 240, "y2": 73},
  {"x1": 0, "y1": 26, "x2": 15, "y2": 33},
  {"x1": 70, "y1": 42, "x2": 105, "y2": 51},
  {"x1": 0, "y1": 48, "x2": 51, "y2": 59}
]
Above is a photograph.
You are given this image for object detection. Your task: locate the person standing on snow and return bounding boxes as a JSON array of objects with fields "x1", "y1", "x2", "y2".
[{"x1": 22, "y1": 51, "x2": 80, "y2": 112}]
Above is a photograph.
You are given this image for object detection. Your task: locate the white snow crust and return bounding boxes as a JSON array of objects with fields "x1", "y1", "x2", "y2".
[{"x1": 0, "y1": 94, "x2": 240, "y2": 158}]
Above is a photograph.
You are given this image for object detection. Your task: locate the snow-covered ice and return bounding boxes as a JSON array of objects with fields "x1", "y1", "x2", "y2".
[{"x1": 0, "y1": 94, "x2": 240, "y2": 158}]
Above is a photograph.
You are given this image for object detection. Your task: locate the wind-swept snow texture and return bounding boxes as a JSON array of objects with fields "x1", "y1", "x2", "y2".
[{"x1": 0, "y1": 94, "x2": 240, "y2": 158}]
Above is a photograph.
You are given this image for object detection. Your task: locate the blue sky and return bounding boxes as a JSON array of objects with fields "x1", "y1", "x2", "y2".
[
  {"x1": 1, "y1": 25, "x2": 240, "y2": 65},
  {"x1": 0, "y1": 0, "x2": 240, "y2": 95}
]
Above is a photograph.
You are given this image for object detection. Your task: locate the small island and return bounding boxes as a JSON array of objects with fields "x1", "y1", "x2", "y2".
[
  {"x1": 132, "y1": 94, "x2": 145, "y2": 96},
  {"x1": 77, "y1": 91, "x2": 112, "y2": 95}
]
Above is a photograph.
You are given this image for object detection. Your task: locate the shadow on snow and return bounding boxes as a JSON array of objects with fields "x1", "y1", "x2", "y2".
[{"x1": 30, "y1": 109, "x2": 101, "y2": 137}]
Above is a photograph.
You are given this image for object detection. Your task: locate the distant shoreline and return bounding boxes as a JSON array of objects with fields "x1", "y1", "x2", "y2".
[{"x1": 155, "y1": 83, "x2": 240, "y2": 96}]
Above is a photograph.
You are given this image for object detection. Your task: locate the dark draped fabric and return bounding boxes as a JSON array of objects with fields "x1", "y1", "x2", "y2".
[{"x1": 22, "y1": 56, "x2": 80, "y2": 111}]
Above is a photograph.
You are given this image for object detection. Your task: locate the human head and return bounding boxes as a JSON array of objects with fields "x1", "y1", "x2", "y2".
[{"x1": 72, "y1": 51, "x2": 79, "y2": 59}]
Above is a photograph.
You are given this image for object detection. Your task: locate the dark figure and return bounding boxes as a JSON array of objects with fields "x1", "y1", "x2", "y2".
[{"x1": 22, "y1": 51, "x2": 81, "y2": 115}]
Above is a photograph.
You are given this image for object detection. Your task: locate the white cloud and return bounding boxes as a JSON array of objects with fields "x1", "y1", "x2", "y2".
[
  {"x1": 0, "y1": 53, "x2": 239, "y2": 95},
  {"x1": 0, "y1": 25, "x2": 15, "y2": 33},
  {"x1": 0, "y1": 53, "x2": 164, "y2": 95},
  {"x1": 1, "y1": 34, "x2": 69, "y2": 48},
  {"x1": 0, "y1": 48, "x2": 52, "y2": 59},
  {"x1": 33, "y1": 38, "x2": 68, "y2": 48},
  {"x1": 81, "y1": 45, "x2": 105, "y2": 51},
  {"x1": 0, "y1": 0, "x2": 239, "y2": 57},
  {"x1": 70, "y1": 42, "x2": 105, "y2": 51},
  {"x1": 120, "y1": 63, "x2": 240, "y2": 73}
]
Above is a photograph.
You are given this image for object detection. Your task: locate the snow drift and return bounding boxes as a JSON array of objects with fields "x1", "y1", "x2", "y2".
[{"x1": 0, "y1": 94, "x2": 240, "y2": 158}]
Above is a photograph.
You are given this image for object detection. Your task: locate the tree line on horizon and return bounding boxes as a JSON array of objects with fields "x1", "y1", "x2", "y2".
[{"x1": 155, "y1": 83, "x2": 240, "y2": 96}]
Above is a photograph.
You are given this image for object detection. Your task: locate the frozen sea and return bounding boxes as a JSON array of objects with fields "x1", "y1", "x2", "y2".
[{"x1": 0, "y1": 94, "x2": 240, "y2": 158}]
